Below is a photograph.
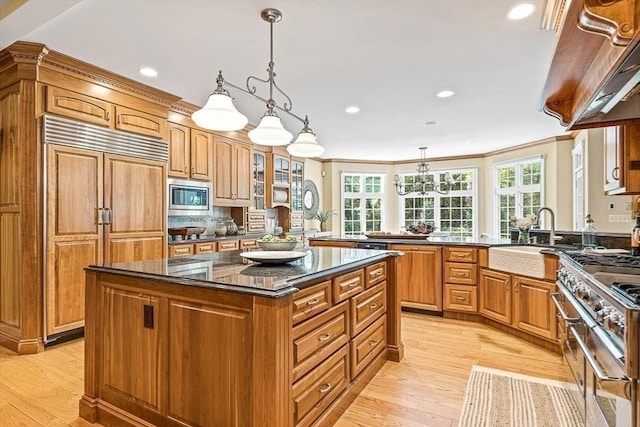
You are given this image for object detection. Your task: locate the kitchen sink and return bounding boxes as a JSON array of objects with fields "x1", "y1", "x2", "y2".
[{"x1": 488, "y1": 246, "x2": 546, "y2": 279}]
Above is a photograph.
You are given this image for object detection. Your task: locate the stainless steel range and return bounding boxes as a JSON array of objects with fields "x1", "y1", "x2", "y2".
[{"x1": 554, "y1": 251, "x2": 640, "y2": 427}]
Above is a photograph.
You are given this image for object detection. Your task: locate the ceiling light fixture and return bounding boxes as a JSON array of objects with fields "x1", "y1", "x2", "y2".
[
  {"x1": 506, "y1": 3, "x2": 535, "y2": 20},
  {"x1": 436, "y1": 90, "x2": 455, "y2": 98},
  {"x1": 345, "y1": 106, "x2": 360, "y2": 114},
  {"x1": 393, "y1": 147, "x2": 452, "y2": 196},
  {"x1": 139, "y1": 67, "x2": 158, "y2": 77},
  {"x1": 191, "y1": 8, "x2": 323, "y2": 157}
]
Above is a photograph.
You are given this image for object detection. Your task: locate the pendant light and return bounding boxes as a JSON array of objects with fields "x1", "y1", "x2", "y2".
[
  {"x1": 287, "y1": 116, "x2": 324, "y2": 157},
  {"x1": 191, "y1": 8, "x2": 324, "y2": 157}
]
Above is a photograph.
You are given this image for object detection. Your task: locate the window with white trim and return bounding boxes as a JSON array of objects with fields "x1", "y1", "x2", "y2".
[
  {"x1": 493, "y1": 156, "x2": 544, "y2": 239},
  {"x1": 342, "y1": 173, "x2": 385, "y2": 236},
  {"x1": 399, "y1": 169, "x2": 477, "y2": 237}
]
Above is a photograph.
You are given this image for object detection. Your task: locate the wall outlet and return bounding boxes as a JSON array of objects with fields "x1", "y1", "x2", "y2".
[
  {"x1": 608, "y1": 214, "x2": 630, "y2": 223},
  {"x1": 625, "y1": 201, "x2": 632, "y2": 210}
]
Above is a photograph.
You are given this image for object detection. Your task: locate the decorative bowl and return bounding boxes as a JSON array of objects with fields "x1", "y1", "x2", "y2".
[
  {"x1": 168, "y1": 227, "x2": 206, "y2": 240},
  {"x1": 257, "y1": 240, "x2": 298, "y2": 251}
]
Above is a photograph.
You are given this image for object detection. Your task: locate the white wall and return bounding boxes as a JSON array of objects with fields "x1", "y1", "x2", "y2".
[{"x1": 303, "y1": 158, "x2": 324, "y2": 231}]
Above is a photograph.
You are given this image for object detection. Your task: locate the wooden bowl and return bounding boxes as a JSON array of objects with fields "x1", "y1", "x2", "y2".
[{"x1": 169, "y1": 227, "x2": 206, "y2": 240}]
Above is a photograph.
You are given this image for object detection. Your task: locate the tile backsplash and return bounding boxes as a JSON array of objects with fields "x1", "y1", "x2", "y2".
[{"x1": 168, "y1": 207, "x2": 230, "y2": 236}]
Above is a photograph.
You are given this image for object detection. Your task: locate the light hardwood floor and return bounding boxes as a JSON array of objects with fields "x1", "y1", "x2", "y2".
[{"x1": 0, "y1": 313, "x2": 571, "y2": 426}]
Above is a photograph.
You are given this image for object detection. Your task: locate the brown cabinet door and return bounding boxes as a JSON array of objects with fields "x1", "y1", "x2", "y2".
[
  {"x1": 390, "y1": 244, "x2": 442, "y2": 311},
  {"x1": 45, "y1": 86, "x2": 113, "y2": 127},
  {"x1": 213, "y1": 136, "x2": 234, "y2": 204},
  {"x1": 102, "y1": 287, "x2": 160, "y2": 409},
  {"x1": 167, "y1": 123, "x2": 190, "y2": 178},
  {"x1": 46, "y1": 145, "x2": 103, "y2": 335},
  {"x1": 103, "y1": 154, "x2": 166, "y2": 263},
  {"x1": 190, "y1": 129, "x2": 213, "y2": 181},
  {"x1": 114, "y1": 105, "x2": 166, "y2": 139},
  {"x1": 512, "y1": 275, "x2": 557, "y2": 341},
  {"x1": 234, "y1": 141, "x2": 252, "y2": 204},
  {"x1": 479, "y1": 269, "x2": 512, "y2": 325}
]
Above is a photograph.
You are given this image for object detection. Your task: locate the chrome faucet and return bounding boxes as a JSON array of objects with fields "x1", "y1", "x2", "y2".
[{"x1": 535, "y1": 207, "x2": 560, "y2": 245}]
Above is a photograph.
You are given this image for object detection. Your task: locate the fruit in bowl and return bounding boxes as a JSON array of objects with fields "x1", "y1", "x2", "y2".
[
  {"x1": 257, "y1": 234, "x2": 299, "y2": 251},
  {"x1": 405, "y1": 221, "x2": 435, "y2": 235}
]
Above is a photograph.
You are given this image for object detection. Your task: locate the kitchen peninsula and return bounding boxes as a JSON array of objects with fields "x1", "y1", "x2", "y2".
[{"x1": 80, "y1": 247, "x2": 402, "y2": 427}]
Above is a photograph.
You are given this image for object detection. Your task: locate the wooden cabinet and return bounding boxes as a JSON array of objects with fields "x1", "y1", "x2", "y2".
[
  {"x1": 480, "y1": 268, "x2": 557, "y2": 342},
  {"x1": 512, "y1": 276, "x2": 557, "y2": 341},
  {"x1": 217, "y1": 239, "x2": 240, "y2": 252},
  {"x1": 309, "y1": 240, "x2": 357, "y2": 248},
  {"x1": 290, "y1": 158, "x2": 304, "y2": 230},
  {"x1": 604, "y1": 125, "x2": 640, "y2": 195},
  {"x1": 45, "y1": 86, "x2": 166, "y2": 138},
  {"x1": 213, "y1": 136, "x2": 253, "y2": 206},
  {"x1": 479, "y1": 269, "x2": 512, "y2": 325},
  {"x1": 443, "y1": 246, "x2": 478, "y2": 313},
  {"x1": 167, "y1": 122, "x2": 213, "y2": 181},
  {"x1": 168, "y1": 241, "x2": 216, "y2": 257},
  {"x1": 253, "y1": 150, "x2": 266, "y2": 210},
  {"x1": 389, "y1": 244, "x2": 442, "y2": 312},
  {"x1": 46, "y1": 145, "x2": 166, "y2": 336}
]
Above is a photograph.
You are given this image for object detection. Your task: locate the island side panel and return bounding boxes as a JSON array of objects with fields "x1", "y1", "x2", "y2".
[
  {"x1": 79, "y1": 270, "x2": 99, "y2": 422},
  {"x1": 385, "y1": 254, "x2": 404, "y2": 362}
]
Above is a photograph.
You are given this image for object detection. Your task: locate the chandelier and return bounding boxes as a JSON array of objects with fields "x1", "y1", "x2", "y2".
[
  {"x1": 191, "y1": 8, "x2": 324, "y2": 158},
  {"x1": 393, "y1": 147, "x2": 452, "y2": 196}
]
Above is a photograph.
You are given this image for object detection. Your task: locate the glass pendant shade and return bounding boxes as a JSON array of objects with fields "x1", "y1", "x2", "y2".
[
  {"x1": 191, "y1": 93, "x2": 248, "y2": 131},
  {"x1": 287, "y1": 131, "x2": 324, "y2": 157},
  {"x1": 248, "y1": 114, "x2": 292, "y2": 146}
]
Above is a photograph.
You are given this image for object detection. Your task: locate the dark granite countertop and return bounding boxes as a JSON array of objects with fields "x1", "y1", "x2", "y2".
[
  {"x1": 308, "y1": 234, "x2": 514, "y2": 247},
  {"x1": 87, "y1": 247, "x2": 399, "y2": 298}
]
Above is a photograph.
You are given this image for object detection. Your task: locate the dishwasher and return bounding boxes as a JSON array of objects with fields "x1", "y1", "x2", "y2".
[{"x1": 356, "y1": 241, "x2": 388, "y2": 250}]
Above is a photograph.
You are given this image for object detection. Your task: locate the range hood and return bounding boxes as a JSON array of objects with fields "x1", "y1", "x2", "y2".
[{"x1": 539, "y1": 0, "x2": 640, "y2": 130}]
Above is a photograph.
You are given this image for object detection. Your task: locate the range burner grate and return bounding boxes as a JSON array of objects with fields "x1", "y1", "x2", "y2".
[{"x1": 612, "y1": 283, "x2": 640, "y2": 305}]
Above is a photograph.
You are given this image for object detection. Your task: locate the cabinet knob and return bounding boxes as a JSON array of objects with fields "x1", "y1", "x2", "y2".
[
  {"x1": 106, "y1": 112, "x2": 111, "y2": 122},
  {"x1": 184, "y1": 167, "x2": 188, "y2": 173}
]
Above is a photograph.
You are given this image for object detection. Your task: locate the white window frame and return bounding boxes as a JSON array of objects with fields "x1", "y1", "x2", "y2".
[
  {"x1": 340, "y1": 172, "x2": 386, "y2": 237},
  {"x1": 572, "y1": 140, "x2": 585, "y2": 231},
  {"x1": 492, "y1": 155, "x2": 545, "y2": 238},
  {"x1": 396, "y1": 167, "x2": 478, "y2": 237}
]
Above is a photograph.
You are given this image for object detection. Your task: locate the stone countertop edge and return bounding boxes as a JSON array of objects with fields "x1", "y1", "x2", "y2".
[{"x1": 85, "y1": 251, "x2": 398, "y2": 299}]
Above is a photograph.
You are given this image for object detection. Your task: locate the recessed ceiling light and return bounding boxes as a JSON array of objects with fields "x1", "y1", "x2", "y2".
[
  {"x1": 436, "y1": 90, "x2": 454, "y2": 98},
  {"x1": 424, "y1": 121, "x2": 439, "y2": 126},
  {"x1": 506, "y1": 3, "x2": 535, "y2": 20},
  {"x1": 345, "y1": 106, "x2": 360, "y2": 114},
  {"x1": 139, "y1": 67, "x2": 158, "y2": 77}
]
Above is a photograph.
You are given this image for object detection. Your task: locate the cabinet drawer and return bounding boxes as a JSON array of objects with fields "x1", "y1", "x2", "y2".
[
  {"x1": 332, "y1": 269, "x2": 364, "y2": 303},
  {"x1": 444, "y1": 246, "x2": 477, "y2": 263},
  {"x1": 247, "y1": 212, "x2": 266, "y2": 222},
  {"x1": 444, "y1": 284, "x2": 478, "y2": 312},
  {"x1": 240, "y1": 239, "x2": 258, "y2": 249},
  {"x1": 444, "y1": 262, "x2": 477, "y2": 285},
  {"x1": 169, "y1": 244, "x2": 194, "y2": 257},
  {"x1": 350, "y1": 282, "x2": 386, "y2": 337},
  {"x1": 292, "y1": 301, "x2": 349, "y2": 382},
  {"x1": 293, "y1": 345, "x2": 349, "y2": 427},
  {"x1": 217, "y1": 240, "x2": 239, "y2": 252},
  {"x1": 291, "y1": 213, "x2": 304, "y2": 221},
  {"x1": 292, "y1": 280, "x2": 332, "y2": 325},
  {"x1": 365, "y1": 261, "x2": 386, "y2": 288},
  {"x1": 247, "y1": 222, "x2": 266, "y2": 232},
  {"x1": 194, "y1": 242, "x2": 216, "y2": 254},
  {"x1": 350, "y1": 315, "x2": 386, "y2": 380}
]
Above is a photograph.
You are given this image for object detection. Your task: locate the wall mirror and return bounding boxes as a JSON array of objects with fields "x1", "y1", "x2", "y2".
[{"x1": 303, "y1": 180, "x2": 319, "y2": 220}]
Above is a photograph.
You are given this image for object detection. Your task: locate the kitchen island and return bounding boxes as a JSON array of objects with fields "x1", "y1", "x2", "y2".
[{"x1": 80, "y1": 247, "x2": 403, "y2": 427}]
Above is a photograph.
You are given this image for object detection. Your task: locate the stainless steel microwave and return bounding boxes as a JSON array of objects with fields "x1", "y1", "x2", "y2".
[{"x1": 167, "y1": 178, "x2": 212, "y2": 216}]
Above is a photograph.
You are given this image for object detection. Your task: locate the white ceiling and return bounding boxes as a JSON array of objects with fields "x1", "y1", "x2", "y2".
[{"x1": 0, "y1": 0, "x2": 569, "y2": 161}]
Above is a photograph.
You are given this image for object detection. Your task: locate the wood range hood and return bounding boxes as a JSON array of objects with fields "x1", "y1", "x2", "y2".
[{"x1": 540, "y1": 0, "x2": 640, "y2": 130}]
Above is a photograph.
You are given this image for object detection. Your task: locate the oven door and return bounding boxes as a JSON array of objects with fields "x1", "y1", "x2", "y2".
[
  {"x1": 553, "y1": 292, "x2": 587, "y2": 398},
  {"x1": 576, "y1": 326, "x2": 635, "y2": 427}
]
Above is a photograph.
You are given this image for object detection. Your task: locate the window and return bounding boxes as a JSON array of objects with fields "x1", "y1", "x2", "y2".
[
  {"x1": 493, "y1": 156, "x2": 544, "y2": 238},
  {"x1": 399, "y1": 169, "x2": 477, "y2": 237},
  {"x1": 342, "y1": 173, "x2": 385, "y2": 236}
]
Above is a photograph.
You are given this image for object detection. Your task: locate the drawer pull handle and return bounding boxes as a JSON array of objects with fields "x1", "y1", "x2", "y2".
[
  {"x1": 307, "y1": 298, "x2": 319, "y2": 306},
  {"x1": 368, "y1": 303, "x2": 378, "y2": 310},
  {"x1": 318, "y1": 333, "x2": 331, "y2": 342},
  {"x1": 318, "y1": 383, "x2": 332, "y2": 393},
  {"x1": 372, "y1": 271, "x2": 383, "y2": 277},
  {"x1": 454, "y1": 253, "x2": 467, "y2": 258},
  {"x1": 454, "y1": 272, "x2": 467, "y2": 277},
  {"x1": 368, "y1": 340, "x2": 378, "y2": 346},
  {"x1": 455, "y1": 297, "x2": 466, "y2": 301},
  {"x1": 347, "y1": 280, "x2": 359, "y2": 288}
]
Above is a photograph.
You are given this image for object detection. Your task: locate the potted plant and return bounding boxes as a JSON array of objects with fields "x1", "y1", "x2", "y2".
[{"x1": 314, "y1": 209, "x2": 336, "y2": 232}]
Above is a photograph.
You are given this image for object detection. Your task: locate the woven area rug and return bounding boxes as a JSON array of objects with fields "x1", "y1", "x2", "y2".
[{"x1": 458, "y1": 366, "x2": 583, "y2": 427}]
